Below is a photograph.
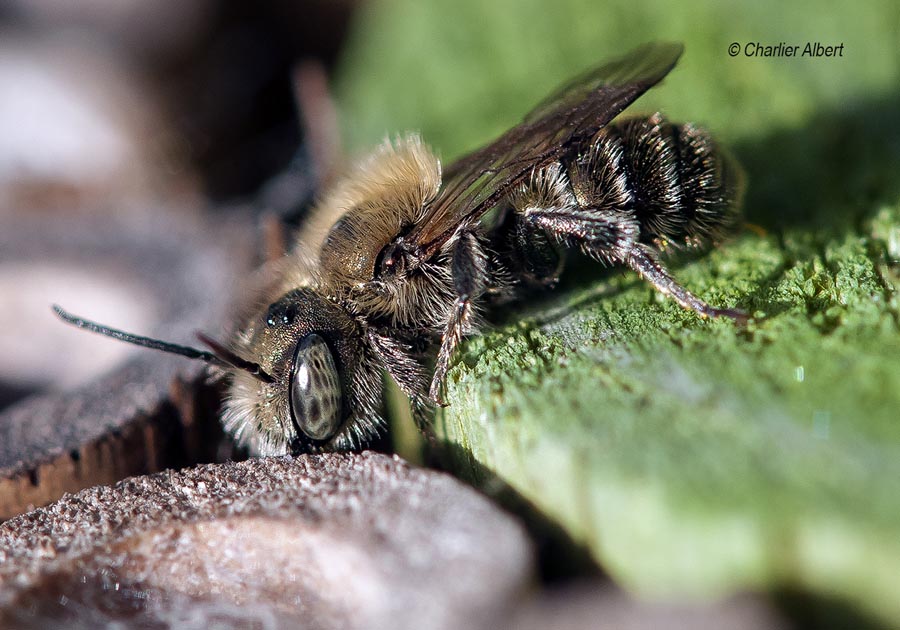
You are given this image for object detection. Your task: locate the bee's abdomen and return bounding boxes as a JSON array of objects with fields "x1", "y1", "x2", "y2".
[{"x1": 570, "y1": 114, "x2": 742, "y2": 248}]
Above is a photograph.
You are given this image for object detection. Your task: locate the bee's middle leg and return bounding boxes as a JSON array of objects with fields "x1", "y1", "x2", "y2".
[
  {"x1": 429, "y1": 230, "x2": 487, "y2": 405},
  {"x1": 490, "y1": 206, "x2": 564, "y2": 290}
]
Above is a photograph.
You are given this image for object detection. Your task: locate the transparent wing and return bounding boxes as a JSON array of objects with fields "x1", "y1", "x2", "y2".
[{"x1": 406, "y1": 42, "x2": 684, "y2": 257}]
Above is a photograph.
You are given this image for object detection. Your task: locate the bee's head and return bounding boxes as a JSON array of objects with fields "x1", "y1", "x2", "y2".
[
  {"x1": 223, "y1": 288, "x2": 379, "y2": 455},
  {"x1": 53, "y1": 287, "x2": 382, "y2": 457}
]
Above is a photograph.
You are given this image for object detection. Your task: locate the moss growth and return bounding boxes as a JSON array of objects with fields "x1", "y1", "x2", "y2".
[{"x1": 336, "y1": 0, "x2": 900, "y2": 625}]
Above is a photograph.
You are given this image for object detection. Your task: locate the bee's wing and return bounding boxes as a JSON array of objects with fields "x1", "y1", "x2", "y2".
[{"x1": 406, "y1": 42, "x2": 684, "y2": 256}]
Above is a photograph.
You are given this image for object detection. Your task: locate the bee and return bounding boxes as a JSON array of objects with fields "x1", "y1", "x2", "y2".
[{"x1": 55, "y1": 42, "x2": 745, "y2": 456}]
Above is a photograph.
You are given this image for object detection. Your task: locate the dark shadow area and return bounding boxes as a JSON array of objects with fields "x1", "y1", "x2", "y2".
[
  {"x1": 428, "y1": 440, "x2": 608, "y2": 584},
  {"x1": 141, "y1": 1, "x2": 354, "y2": 202},
  {"x1": 773, "y1": 587, "x2": 887, "y2": 630},
  {"x1": 734, "y1": 92, "x2": 900, "y2": 236},
  {"x1": 0, "y1": 383, "x2": 39, "y2": 415}
]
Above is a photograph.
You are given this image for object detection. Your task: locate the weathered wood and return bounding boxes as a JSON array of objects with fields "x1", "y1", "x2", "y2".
[{"x1": 0, "y1": 211, "x2": 256, "y2": 519}]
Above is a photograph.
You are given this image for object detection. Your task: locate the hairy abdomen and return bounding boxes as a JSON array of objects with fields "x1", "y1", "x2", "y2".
[{"x1": 567, "y1": 113, "x2": 743, "y2": 249}]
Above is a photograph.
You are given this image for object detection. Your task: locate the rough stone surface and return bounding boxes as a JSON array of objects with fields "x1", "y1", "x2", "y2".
[{"x1": 0, "y1": 452, "x2": 535, "y2": 630}]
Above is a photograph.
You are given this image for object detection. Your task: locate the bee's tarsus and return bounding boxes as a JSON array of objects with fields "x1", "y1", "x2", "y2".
[
  {"x1": 711, "y1": 307, "x2": 751, "y2": 326},
  {"x1": 624, "y1": 248, "x2": 743, "y2": 323}
]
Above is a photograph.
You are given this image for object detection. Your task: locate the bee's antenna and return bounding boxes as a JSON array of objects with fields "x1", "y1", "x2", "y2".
[
  {"x1": 196, "y1": 332, "x2": 275, "y2": 383},
  {"x1": 52, "y1": 305, "x2": 275, "y2": 384}
]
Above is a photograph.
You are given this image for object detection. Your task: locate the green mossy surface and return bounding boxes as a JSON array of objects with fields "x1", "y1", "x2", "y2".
[{"x1": 335, "y1": 0, "x2": 900, "y2": 624}]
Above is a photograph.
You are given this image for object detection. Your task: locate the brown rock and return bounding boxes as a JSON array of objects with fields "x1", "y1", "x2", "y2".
[{"x1": 0, "y1": 453, "x2": 535, "y2": 630}]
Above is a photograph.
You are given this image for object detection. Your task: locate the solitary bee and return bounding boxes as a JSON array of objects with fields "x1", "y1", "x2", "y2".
[{"x1": 56, "y1": 42, "x2": 745, "y2": 456}]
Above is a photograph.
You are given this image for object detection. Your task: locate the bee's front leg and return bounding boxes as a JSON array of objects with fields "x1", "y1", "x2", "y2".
[
  {"x1": 429, "y1": 230, "x2": 487, "y2": 405},
  {"x1": 367, "y1": 328, "x2": 428, "y2": 400}
]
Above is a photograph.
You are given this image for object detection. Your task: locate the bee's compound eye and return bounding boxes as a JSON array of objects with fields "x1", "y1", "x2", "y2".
[{"x1": 289, "y1": 334, "x2": 343, "y2": 441}]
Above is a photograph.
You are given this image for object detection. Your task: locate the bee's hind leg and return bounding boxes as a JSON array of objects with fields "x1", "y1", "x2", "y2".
[
  {"x1": 625, "y1": 245, "x2": 748, "y2": 323},
  {"x1": 429, "y1": 230, "x2": 487, "y2": 405},
  {"x1": 526, "y1": 206, "x2": 746, "y2": 323}
]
